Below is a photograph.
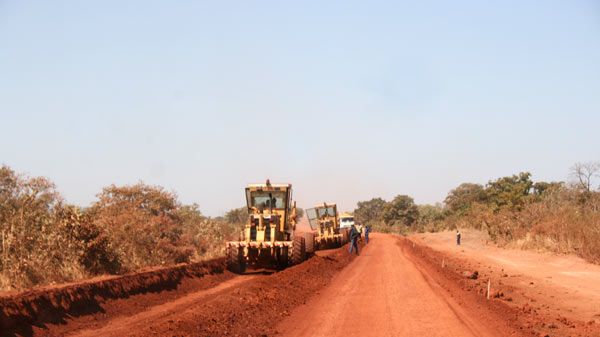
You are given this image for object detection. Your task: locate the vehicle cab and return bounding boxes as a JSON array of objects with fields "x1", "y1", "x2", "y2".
[{"x1": 339, "y1": 212, "x2": 362, "y2": 232}]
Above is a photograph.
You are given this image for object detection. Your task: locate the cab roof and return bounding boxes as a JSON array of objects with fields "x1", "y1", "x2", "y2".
[
  {"x1": 247, "y1": 183, "x2": 291, "y2": 188},
  {"x1": 246, "y1": 179, "x2": 292, "y2": 191}
]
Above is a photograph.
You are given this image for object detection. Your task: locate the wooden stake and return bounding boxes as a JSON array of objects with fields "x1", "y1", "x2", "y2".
[
  {"x1": 486, "y1": 279, "x2": 491, "y2": 300},
  {"x1": 442, "y1": 258, "x2": 445, "y2": 268}
]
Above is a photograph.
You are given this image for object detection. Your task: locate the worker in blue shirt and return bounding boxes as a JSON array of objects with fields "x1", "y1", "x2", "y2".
[{"x1": 348, "y1": 225, "x2": 360, "y2": 255}]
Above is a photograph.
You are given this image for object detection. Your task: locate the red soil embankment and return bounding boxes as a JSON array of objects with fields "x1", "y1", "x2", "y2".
[{"x1": 0, "y1": 259, "x2": 227, "y2": 337}]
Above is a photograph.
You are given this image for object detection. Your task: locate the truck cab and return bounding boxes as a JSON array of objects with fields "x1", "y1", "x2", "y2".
[{"x1": 339, "y1": 213, "x2": 362, "y2": 233}]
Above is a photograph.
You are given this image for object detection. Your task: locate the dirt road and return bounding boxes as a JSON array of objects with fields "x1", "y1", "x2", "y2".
[
  {"x1": 278, "y1": 233, "x2": 503, "y2": 337},
  {"x1": 413, "y1": 229, "x2": 600, "y2": 323},
  {"x1": 4, "y1": 232, "x2": 599, "y2": 337}
]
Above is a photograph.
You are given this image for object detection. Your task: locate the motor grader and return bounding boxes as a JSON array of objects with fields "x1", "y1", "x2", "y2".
[
  {"x1": 306, "y1": 203, "x2": 348, "y2": 251},
  {"x1": 225, "y1": 180, "x2": 306, "y2": 273}
]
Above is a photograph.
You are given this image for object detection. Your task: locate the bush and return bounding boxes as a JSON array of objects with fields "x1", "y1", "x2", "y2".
[
  {"x1": 88, "y1": 183, "x2": 196, "y2": 270},
  {"x1": 444, "y1": 187, "x2": 600, "y2": 263},
  {"x1": 0, "y1": 166, "x2": 107, "y2": 289},
  {"x1": 0, "y1": 165, "x2": 245, "y2": 290}
]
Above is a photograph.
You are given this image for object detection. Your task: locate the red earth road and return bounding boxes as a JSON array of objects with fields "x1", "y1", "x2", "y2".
[
  {"x1": 6, "y1": 233, "x2": 596, "y2": 336},
  {"x1": 278, "y1": 233, "x2": 510, "y2": 337}
]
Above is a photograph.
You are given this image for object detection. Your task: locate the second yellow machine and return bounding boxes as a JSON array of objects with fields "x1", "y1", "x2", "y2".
[{"x1": 306, "y1": 203, "x2": 348, "y2": 251}]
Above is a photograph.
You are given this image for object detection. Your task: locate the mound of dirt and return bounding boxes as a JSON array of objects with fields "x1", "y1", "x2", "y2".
[
  {"x1": 1, "y1": 242, "x2": 360, "y2": 337},
  {"x1": 0, "y1": 259, "x2": 227, "y2": 337},
  {"x1": 111, "y1": 246, "x2": 360, "y2": 337}
]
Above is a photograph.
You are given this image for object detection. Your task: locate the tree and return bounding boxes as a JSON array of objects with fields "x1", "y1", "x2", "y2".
[
  {"x1": 0, "y1": 166, "x2": 63, "y2": 288},
  {"x1": 444, "y1": 183, "x2": 486, "y2": 215},
  {"x1": 485, "y1": 172, "x2": 533, "y2": 211},
  {"x1": 225, "y1": 207, "x2": 248, "y2": 224},
  {"x1": 176, "y1": 203, "x2": 239, "y2": 259},
  {"x1": 56, "y1": 205, "x2": 120, "y2": 275},
  {"x1": 89, "y1": 183, "x2": 194, "y2": 270},
  {"x1": 382, "y1": 195, "x2": 419, "y2": 226},
  {"x1": 0, "y1": 166, "x2": 118, "y2": 288},
  {"x1": 354, "y1": 198, "x2": 387, "y2": 225},
  {"x1": 570, "y1": 162, "x2": 600, "y2": 192},
  {"x1": 416, "y1": 203, "x2": 446, "y2": 233},
  {"x1": 296, "y1": 207, "x2": 305, "y2": 219},
  {"x1": 532, "y1": 181, "x2": 564, "y2": 196},
  {"x1": 418, "y1": 204, "x2": 446, "y2": 223}
]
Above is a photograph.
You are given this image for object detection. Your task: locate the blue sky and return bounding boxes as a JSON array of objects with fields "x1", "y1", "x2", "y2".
[{"x1": 1, "y1": 1, "x2": 599, "y2": 215}]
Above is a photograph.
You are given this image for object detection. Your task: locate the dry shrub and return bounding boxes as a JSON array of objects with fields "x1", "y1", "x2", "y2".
[
  {"x1": 0, "y1": 166, "x2": 243, "y2": 291},
  {"x1": 454, "y1": 188, "x2": 600, "y2": 263},
  {"x1": 88, "y1": 183, "x2": 198, "y2": 270},
  {"x1": 521, "y1": 190, "x2": 600, "y2": 262},
  {"x1": 0, "y1": 166, "x2": 97, "y2": 289}
]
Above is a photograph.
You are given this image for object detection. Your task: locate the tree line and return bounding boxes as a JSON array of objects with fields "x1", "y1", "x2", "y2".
[
  {"x1": 0, "y1": 165, "x2": 240, "y2": 290},
  {"x1": 353, "y1": 162, "x2": 600, "y2": 263}
]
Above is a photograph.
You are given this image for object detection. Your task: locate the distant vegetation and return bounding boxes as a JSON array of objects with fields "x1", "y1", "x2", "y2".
[
  {"x1": 2, "y1": 161, "x2": 599, "y2": 290},
  {"x1": 0, "y1": 165, "x2": 240, "y2": 290},
  {"x1": 354, "y1": 162, "x2": 600, "y2": 264}
]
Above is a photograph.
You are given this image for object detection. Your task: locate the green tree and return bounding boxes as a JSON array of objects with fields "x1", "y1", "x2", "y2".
[
  {"x1": 532, "y1": 181, "x2": 564, "y2": 196},
  {"x1": 416, "y1": 204, "x2": 446, "y2": 233},
  {"x1": 444, "y1": 183, "x2": 487, "y2": 215},
  {"x1": 354, "y1": 198, "x2": 387, "y2": 225},
  {"x1": 485, "y1": 172, "x2": 533, "y2": 211},
  {"x1": 382, "y1": 195, "x2": 419, "y2": 226},
  {"x1": 418, "y1": 204, "x2": 446, "y2": 223}
]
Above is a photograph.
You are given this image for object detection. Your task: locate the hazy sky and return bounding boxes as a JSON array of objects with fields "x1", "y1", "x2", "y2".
[{"x1": 1, "y1": 1, "x2": 599, "y2": 215}]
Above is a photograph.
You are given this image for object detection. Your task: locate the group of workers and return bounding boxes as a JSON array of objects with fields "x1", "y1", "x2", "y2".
[{"x1": 345, "y1": 225, "x2": 462, "y2": 255}]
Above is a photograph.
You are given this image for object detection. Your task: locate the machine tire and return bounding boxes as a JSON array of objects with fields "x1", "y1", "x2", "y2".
[
  {"x1": 291, "y1": 236, "x2": 306, "y2": 265},
  {"x1": 335, "y1": 236, "x2": 342, "y2": 248},
  {"x1": 303, "y1": 232, "x2": 315, "y2": 254},
  {"x1": 277, "y1": 246, "x2": 289, "y2": 269},
  {"x1": 227, "y1": 245, "x2": 246, "y2": 274}
]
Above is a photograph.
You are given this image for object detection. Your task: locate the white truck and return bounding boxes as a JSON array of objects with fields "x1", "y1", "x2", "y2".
[{"x1": 339, "y1": 212, "x2": 362, "y2": 233}]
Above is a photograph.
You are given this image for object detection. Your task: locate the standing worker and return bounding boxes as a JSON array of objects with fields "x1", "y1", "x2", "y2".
[
  {"x1": 456, "y1": 229, "x2": 461, "y2": 246},
  {"x1": 364, "y1": 225, "x2": 371, "y2": 244},
  {"x1": 348, "y1": 224, "x2": 360, "y2": 255}
]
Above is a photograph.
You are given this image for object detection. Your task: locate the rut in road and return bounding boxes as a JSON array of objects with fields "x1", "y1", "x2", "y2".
[{"x1": 278, "y1": 233, "x2": 503, "y2": 337}]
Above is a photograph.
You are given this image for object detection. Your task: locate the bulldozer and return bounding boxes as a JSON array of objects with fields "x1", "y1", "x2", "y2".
[
  {"x1": 306, "y1": 203, "x2": 348, "y2": 251},
  {"x1": 225, "y1": 180, "x2": 306, "y2": 273}
]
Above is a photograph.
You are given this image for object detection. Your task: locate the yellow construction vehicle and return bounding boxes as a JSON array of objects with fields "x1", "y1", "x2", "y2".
[
  {"x1": 306, "y1": 203, "x2": 348, "y2": 251},
  {"x1": 225, "y1": 180, "x2": 306, "y2": 273}
]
